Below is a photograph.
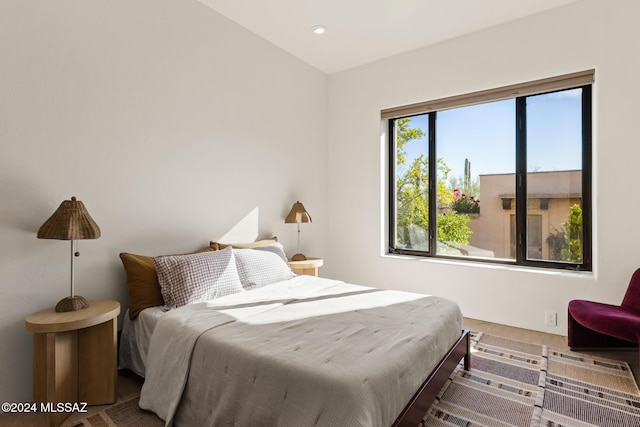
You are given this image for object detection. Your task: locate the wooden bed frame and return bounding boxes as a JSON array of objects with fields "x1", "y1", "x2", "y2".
[{"x1": 392, "y1": 329, "x2": 471, "y2": 427}]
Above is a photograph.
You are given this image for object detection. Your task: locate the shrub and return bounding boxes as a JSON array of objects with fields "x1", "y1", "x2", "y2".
[{"x1": 451, "y1": 188, "x2": 480, "y2": 214}]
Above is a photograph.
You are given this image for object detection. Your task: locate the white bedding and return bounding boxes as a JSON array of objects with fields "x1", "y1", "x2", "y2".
[
  {"x1": 119, "y1": 306, "x2": 165, "y2": 377},
  {"x1": 137, "y1": 275, "x2": 463, "y2": 427}
]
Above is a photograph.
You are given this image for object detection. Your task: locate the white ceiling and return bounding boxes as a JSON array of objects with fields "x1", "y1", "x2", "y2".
[{"x1": 198, "y1": 0, "x2": 580, "y2": 75}]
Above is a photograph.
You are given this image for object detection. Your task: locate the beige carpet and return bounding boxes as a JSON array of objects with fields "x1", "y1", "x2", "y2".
[
  {"x1": 69, "y1": 332, "x2": 640, "y2": 427},
  {"x1": 424, "y1": 332, "x2": 640, "y2": 426}
]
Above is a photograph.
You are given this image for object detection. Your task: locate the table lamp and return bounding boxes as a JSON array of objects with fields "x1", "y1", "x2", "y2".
[
  {"x1": 285, "y1": 201, "x2": 312, "y2": 261},
  {"x1": 37, "y1": 196, "x2": 101, "y2": 312}
]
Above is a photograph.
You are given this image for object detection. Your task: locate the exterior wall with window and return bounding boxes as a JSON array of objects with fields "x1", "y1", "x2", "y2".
[{"x1": 326, "y1": 0, "x2": 640, "y2": 334}]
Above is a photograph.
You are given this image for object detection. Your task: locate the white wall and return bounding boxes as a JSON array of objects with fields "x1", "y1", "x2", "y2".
[
  {"x1": 326, "y1": 0, "x2": 640, "y2": 335},
  {"x1": 0, "y1": 0, "x2": 328, "y2": 403}
]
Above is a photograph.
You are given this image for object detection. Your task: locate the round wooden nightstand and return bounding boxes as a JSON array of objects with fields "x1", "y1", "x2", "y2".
[
  {"x1": 289, "y1": 257, "x2": 323, "y2": 276},
  {"x1": 26, "y1": 300, "x2": 120, "y2": 427}
]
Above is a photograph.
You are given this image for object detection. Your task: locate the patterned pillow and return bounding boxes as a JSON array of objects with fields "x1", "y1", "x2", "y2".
[
  {"x1": 234, "y1": 246, "x2": 296, "y2": 290},
  {"x1": 120, "y1": 245, "x2": 215, "y2": 319},
  {"x1": 154, "y1": 247, "x2": 244, "y2": 308}
]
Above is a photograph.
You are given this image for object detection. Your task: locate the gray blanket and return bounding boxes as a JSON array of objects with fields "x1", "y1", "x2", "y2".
[{"x1": 139, "y1": 275, "x2": 462, "y2": 427}]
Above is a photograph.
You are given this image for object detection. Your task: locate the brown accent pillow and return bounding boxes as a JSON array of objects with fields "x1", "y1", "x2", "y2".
[
  {"x1": 120, "y1": 253, "x2": 163, "y2": 319},
  {"x1": 120, "y1": 246, "x2": 215, "y2": 319},
  {"x1": 209, "y1": 236, "x2": 278, "y2": 251}
]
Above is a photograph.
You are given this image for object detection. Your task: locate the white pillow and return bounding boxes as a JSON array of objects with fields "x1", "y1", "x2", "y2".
[
  {"x1": 234, "y1": 245, "x2": 295, "y2": 290},
  {"x1": 253, "y1": 241, "x2": 290, "y2": 264},
  {"x1": 154, "y1": 247, "x2": 244, "y2": 308}
]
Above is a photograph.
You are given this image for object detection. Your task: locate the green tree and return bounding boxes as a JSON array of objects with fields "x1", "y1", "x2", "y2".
[
  {"x1": 561, "y1": 204, "x2": 582, "y2": 262},
  {"x1": 395, "y1": 118, "x2": 471, "y2": 249},
  {"x1": 438, "y1": 213, "x2": 472, "y2": 245}
]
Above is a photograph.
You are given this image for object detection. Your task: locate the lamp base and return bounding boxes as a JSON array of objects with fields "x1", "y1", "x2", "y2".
[
  {"x1": 55, "y1": 296, "x2": 89, "y2": 312},
  {"x1": 291, "y1": 253, "x2": 307, "y2": 261}
]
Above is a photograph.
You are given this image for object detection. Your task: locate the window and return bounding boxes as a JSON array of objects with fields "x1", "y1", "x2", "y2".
[{"x1": 385, "y1": 71, "x2": 593, "y2": 270}]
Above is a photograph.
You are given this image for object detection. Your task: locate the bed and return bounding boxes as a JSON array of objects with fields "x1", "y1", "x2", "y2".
[{"x1": 118, "y1": 243, "x2": 470, "y2": 427}]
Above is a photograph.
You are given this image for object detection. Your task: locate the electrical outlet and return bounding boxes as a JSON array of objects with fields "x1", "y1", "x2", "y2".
[{"x1": 545, "y1": 311, "x2": 557, "y2": 326}]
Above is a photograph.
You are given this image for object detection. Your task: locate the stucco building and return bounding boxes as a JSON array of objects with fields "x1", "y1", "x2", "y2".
[{"x1": 468, "y1": 170, "x2": 582, "y2": 260}]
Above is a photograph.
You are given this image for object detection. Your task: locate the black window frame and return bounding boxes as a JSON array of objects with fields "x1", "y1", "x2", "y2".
[{"x1": 387, "y1": 83, "x2": 593, "y2": 271}]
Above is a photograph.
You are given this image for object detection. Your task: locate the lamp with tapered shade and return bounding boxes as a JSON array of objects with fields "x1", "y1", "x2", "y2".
[
  {"x1": 285, "y1": 201, "x2": 311, "y2": 261},
  {"x1": 37, "y1": 196, "x2": 101, "y2": 312}
]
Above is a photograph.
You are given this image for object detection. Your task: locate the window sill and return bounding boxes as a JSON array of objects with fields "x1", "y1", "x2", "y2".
[{"x1": 382, "y1": 252, "x2": 594, "y2": 279}]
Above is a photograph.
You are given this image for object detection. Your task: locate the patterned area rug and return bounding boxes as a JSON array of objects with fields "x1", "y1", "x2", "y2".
[
  {"x1": 66, "y1": 397, "x2": 163, "y2": 427},
  {"x1": 424, "y1": 332, "x2": 640, "y2": 427}
]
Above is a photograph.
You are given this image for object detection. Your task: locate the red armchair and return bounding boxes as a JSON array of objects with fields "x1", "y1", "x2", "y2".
[{"x1": 568, "y1": 268, "x2": 640, "y2": 350}]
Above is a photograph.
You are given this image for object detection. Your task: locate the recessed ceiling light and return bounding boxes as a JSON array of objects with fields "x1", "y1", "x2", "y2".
[{"x1": 311, "y1": 25, "x2": 326, "y2": 35}]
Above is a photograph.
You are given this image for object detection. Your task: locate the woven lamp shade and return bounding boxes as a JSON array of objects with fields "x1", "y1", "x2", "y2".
[
  {"x1": 37, "y1": 197, "x2": 101, "y2": 240},
  {"x1": 37, "y1": 196, "x2": 100, "y2": 312},
  {"x1": 285, "y1": 201, "x2": 312, "y2": 224}
]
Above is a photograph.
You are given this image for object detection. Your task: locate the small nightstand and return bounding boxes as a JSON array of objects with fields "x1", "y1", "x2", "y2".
[
  {"x1": 25, "y1": 300, "x2": 120, "y2": 427},
  {"x1": 289, "y1": 257, "x2": 323, "y2": 277}
]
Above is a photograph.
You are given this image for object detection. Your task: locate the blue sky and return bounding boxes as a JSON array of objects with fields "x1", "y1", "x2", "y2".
[{"x1": 402, "y1": 88, "x2": 583, "y2": 184}]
